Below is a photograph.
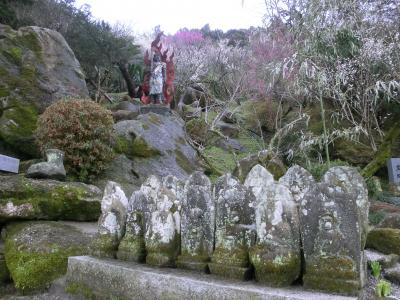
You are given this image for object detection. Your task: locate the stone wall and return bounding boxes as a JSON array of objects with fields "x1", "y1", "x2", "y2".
[{"x1": 92, "y1": 164, "x2": 369, "y2": 296}]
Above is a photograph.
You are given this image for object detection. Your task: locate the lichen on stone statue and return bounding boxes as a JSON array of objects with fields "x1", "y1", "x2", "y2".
[
  {"x1": 245, "y1": 165, "x2": 301, "y2": 286},
  {"x1": 208, "y1": 173, "x2": 256, "y2": 280},
  {"x1": 177, "y1": 172, "x2": 214, "y2": 272},
  {"x1": 91, "y1": 181, "x2": 128, "y2": 258}
]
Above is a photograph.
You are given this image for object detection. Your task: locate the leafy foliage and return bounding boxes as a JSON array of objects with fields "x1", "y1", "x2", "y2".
[
  {"x1": 36, "y1": 99, "x2": 114, "y2": 181},
  {"x1": 370, "y1": 261, "x2": 382, "y2": 279},
  {"x1": 376, "y1": 279, "x2": 391, "y2": 298}
]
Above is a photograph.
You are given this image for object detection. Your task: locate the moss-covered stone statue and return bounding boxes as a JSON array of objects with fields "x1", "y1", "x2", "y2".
[
  {"x1": 117, "y1": 175, "x2": 160, "y2": 262},
  {"x1": 209, "y1": 174, "x2": 256, "y2": 280},
  {"x1": 145, "y1": 175, "x2": 182, "y2": 267},
  {"x1": 281, "y1": 166, "x2": 369, "y2": 296},
  {"x1": 90, "y1": 181, "x2": 128, "y2": 258},
  {"x1": 244, "y1": 165, "x2": 301, "y2": 286},
  {"x1": 177, "y1": 172, "x2": 214, "y2": 272}
]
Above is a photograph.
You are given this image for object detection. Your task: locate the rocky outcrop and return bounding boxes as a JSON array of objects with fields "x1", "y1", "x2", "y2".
[
  {"x1": 0, "y1": 24, "x2": 88, "y2": 157},
  {"x1": 367, "y1": 228, "x2": 400, "y2": 256},
  {"x1": 96, "y1": 112, "x2": 201, "y2": 195},
  {"x1": 0, "y1": 175, "x2": 101, "y2": 222},
  {"x1": 3, "y1": 221, "x2": 94, "y2": 293}
]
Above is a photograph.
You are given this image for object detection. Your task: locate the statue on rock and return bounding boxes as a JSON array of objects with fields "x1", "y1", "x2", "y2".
[
  {"x1": 244, "y1": 165, "x2": 301, "y2": 286},
  {"x1": 177, "y1": 172, "x2": 214, "y2": 272},
  {"x1": 141, "y1": 32, "x2": 175, "y2": 106},
  {"x1": 209, "y1": 174, "x2": 256, "y2": 280}
]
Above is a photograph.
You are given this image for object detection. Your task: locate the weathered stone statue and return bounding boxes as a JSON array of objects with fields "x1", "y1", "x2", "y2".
[
  {"x1": 117, "y1": 175, "x2": 161, "y2": 262},
  {"x1": 149, "y1": 53, "x2": 166, "y2": 104},
  {"x1": 209, "y1": 174, "x2": 255, "y2": 280},
  {"x1": 145, "y1": 175, "x2": 181, "y2": 267},
  {"x1": 177, "y1": 172, "x2": 214, "y2": 272},
  {"x1": 244, "y1": 165, "x2": 301, "y2": 286},
  {"x1": 91, "y1": 181, "x2": 128, "y2": 258},
  {"x1": 282, "y1": 166, "x2": 369, "y2": 295},
  {"x1": 26, "y1": 149, "x2": 66, "y2": 180}
]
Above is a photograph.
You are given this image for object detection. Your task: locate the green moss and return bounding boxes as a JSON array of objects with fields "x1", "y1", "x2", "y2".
[
  {"x1": 4, "y1": 222, "x2": 89, "y2": 293},
  {"x1": 209, "y1": 246, "x2": 253, "y2": 280},
  {"x1": 0, "y1": 100, "x2": 39, "y2": 157},
  {"x1": 174, "y1": 149, "x2": 194, "y2": 173},
  {"x1": 367, "y1": 228, "x2": 400, "y2": 255},
  {"x1": 114, "y1": 136, "x2": 130, "y2": 154},
  {"x1": 0, "y1": 176, "x2": 101, "y2": 222},
  {"x1": 204, "y1": 146, "x2": 236, "y2": 175},
  {"x1": 117, "y1": 233, "x2": 146, "y2": 262},
  {"x1": 148, "y1": 113, "x2": 162, "y2": 126},
  {"x1": 146, "y1": 234, "x2": 180, "y2": 267},
  {"x1": 114, "y1": 136, "x2": 160, "y2": 159},
  {"x1": 66, "y1": 282, "x2": 96, "y2": 300},
  {"x1": 250, "y1": 247, "x2": 300, "y2": 286},
  {"x1": 303, "y1": 256, "x2": 359, "y2": 296},
  {"x1": 3, "y1": 47, "x2": 22, "y2": 65},
  {"x1": 89, "y1": 234, "x2": 118, "y2": 259},
  {"x1": 131, "y1": 137, "x2": 160, "y2": 157},
  {"x1": 16, "y1": 31, "x2": 42, "y2": 58}
]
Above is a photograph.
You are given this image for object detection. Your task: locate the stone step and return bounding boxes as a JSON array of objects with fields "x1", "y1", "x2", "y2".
[{"x1": 66, "y1": 256, "x2": 356, "y2": 300}]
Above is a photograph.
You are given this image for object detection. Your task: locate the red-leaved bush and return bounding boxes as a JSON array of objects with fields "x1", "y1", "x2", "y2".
[{"x1": 36, "y1": 99, "x2": 114, "y2": 181}]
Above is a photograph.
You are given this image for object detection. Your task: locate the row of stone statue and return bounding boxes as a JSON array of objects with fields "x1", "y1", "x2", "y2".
[{"x1": 92, "y1": 164, "x2": 369, "y2": 296}]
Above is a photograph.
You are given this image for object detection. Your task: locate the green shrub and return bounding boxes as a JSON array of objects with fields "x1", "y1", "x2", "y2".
[{"x1": 36, "y1": 99, "x2": 114, "y2": 181}]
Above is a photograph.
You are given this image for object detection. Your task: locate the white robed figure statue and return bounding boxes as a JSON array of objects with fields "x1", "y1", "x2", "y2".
[{"x1": 149, "y1": 53, "x2": 166, "y2": 104}]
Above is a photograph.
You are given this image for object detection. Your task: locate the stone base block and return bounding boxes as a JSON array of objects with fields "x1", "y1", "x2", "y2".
[
  {"x1": 176, "y1": 256, "x2": 209, "y2": 273},
  {"x1": 146, "y1": 252, "x2": 175, "y2": 267},
  {"x1": 208, "y1": 262, "x2": 253, "y2": 281},
  {"x1": 303, "y1": 275, "x2": 360, "y2": 296},
  {"x1": 66, "y1": 256, "x2": 357, "y2": 300}
]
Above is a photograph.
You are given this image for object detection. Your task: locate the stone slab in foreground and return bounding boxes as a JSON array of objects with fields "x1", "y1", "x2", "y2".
[{"x1": 66, "y1": 256, "x2": 356, "y2": 300}]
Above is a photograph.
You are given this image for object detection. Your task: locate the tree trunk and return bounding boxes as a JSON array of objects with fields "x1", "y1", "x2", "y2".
[
  {"x1": 361, "y1": 120, "x2": 400, "y2": 178},
  {"x1": 118, "y1": 62, "x2": 136, "y2": 98}
]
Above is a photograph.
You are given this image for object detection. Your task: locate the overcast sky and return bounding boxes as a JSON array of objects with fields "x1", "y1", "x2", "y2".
[{"x1": 74, "y1": 0, "x2": 266, "y2": 34}]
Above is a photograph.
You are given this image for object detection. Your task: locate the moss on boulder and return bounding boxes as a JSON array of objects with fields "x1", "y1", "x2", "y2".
[
  {"x1": 0, "y1": 24, "x2": 88, "y2": 158},
  {"x1": 366, "y1": 228, "x2": 400, "y2": 255},
  {"x1": 0, "y1": 175, "x2": 101, "y2": 222},
  {"x1": 4, "y1": 221, "x2": 93, "y2": 293}
]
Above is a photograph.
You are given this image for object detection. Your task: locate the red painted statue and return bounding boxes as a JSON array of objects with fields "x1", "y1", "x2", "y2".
[{"x1": 141, "y1": 32, "x2": 175, "y2": 105}]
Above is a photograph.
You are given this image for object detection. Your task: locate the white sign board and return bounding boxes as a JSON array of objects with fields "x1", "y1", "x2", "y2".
[
  {"x1": 0, "y1": 154, "x2": 20, "y2": 173},
  {"x1": 388, "y1": 158, "x2": 400, "y2": 184}
]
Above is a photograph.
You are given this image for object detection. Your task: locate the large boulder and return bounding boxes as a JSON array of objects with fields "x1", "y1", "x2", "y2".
[
  {"x1": 0, "y1": 175, "x2": 101, "y2": 222},
  {"x1": 3, "y1": 221, "x2": 95, "y2": 293},
  {"x1": 367, "y1": 228, "x2": 400, "y2": 256},
  {"x1": 97, "y1": 112, "x2": 201, "y2": 195},
  {"x1": 0, "y1": 24, "x2": 88, "y2": 157}
]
